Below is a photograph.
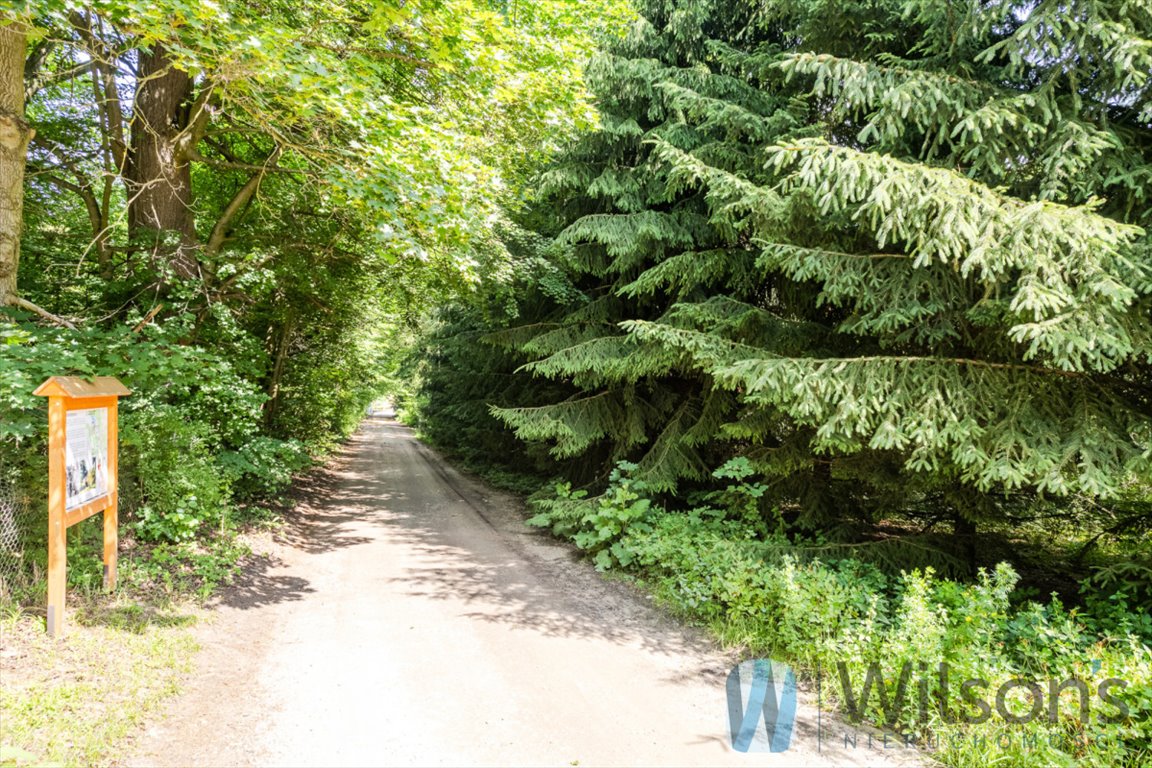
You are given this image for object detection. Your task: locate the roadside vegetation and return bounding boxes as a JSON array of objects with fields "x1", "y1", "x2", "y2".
[
  {"x1": 0, "y1": 1, "x2": 624, "y2": 764},
  {"x1": 0, "y1": 1, "x2": 1149, "y2": 767},
  {"x1": 1, "y1": 590, "x2": 198, "y2": 768},
  {"x1": 399, "y1": 1, "x2": 1152, "y2": 767}
]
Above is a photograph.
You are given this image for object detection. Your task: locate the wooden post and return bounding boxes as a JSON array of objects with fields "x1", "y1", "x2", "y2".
[
  {"x1": 33, "y1": 377, "x2": 130, "y2": 637},
  {"x1": 103, "y1": 399, "x2": 119, "y2": 591},
  {"x1": 46, "y1": 395, "x2": 66, "y2": 638}
]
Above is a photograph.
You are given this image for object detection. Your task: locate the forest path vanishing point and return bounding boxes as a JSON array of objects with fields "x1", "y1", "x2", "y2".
[{"x1": 124, "y1": 411, "x2": 925, "y2": 768}]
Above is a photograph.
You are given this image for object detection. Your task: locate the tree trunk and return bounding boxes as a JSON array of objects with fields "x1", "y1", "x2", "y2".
[
  {"x1": 128, "y1": 44, "x2": 199, "y2": 279},
  {"x1": 0, "y1": 15, "x2": 32, "y2": 305},
  {"x1": 953, "y1": 513, "x2": 978, "y2": 576},
  {"x1": 264, "y1": 314, "x2": 296, "y2": 429}
]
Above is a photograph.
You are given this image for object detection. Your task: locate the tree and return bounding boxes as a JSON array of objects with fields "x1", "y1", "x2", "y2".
[
  {"x1": 483, "y1": 0, "x2": 1151, "y2": 556},
  {"x1": 403, "y1": 223, "x2": 586, "y2": 485},
  {"x1": 125, "y1": 40, "x2": 199, "y2": 278},
  {"x1": 0, "y1": 10, "x2": 77, "y2": 328},
  {"x1": 489, "y1": 0, "x2": 785, "y2": 494},
  {"x1": 641, "y1": 0, "x2": 1152, "y2": 498},
  {"x1": 0, "y1": 12, "x2": 30, "y2": 306},
  {"x1": 12, "y1": 0, "x2": 628, "y2": 443}
]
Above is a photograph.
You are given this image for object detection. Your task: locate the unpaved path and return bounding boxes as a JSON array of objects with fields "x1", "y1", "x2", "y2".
[{"x1": 125, "y1": 414, "x2": 923, "y2": 767}]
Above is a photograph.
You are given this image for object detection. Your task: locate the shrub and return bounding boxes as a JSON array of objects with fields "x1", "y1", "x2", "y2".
[
  {"x1": 532, "y1": 459, "x2": 1151, "y2": 767},
  {"x1": 217, "y1": 437, "x2": 311, "y2": 501},
  {"x1": 122, "y1": 407, "x2": 228, "y2": 543}
]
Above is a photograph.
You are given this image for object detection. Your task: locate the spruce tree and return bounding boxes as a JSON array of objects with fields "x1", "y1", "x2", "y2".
[
  {"x1": 495, "y1": 0, "x2": 800, "y2": 493},
  {"x1": 485, "y1": 0, "x2": 1150, "y2": 556}
]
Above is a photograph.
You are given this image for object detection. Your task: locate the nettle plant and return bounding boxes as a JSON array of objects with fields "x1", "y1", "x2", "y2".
[{"x1": 528, "y1": 461, "x2": 656, "y2": 569}]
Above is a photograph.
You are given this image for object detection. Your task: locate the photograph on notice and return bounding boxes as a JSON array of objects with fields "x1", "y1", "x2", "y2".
[{"x1": 64, "y1": 407, "x2": 109, "y2": 510}]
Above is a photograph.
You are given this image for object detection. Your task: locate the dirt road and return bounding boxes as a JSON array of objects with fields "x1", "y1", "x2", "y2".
[{"x1": 125, "y1": 414, "x2": 923, "y2": 767}]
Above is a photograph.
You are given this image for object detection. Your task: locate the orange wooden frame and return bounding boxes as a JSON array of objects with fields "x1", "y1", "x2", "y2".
[{"x1": 33, "y1": 378, "x2": 130, "y2": 637}]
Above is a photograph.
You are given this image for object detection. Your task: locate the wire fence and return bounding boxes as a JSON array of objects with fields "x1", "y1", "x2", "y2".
[{"x1": 0, "y1": 476, "x2": 41, "y2": 600}]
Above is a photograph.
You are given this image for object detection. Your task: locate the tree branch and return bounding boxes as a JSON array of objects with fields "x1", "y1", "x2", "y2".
[
  {"x1": 25, "y1": 60, "x2": 90, "y2": 100},
  {"x1": 215, "y1": 253, "x2": 277, "y2": 294},
  {"x1": 177, "y1": 82, "x2": 216, "y2": 161},
  {"x1": 4, "y1": 295, "x2": 78, "y2": 330},
  {"x1": 132, "y1": 302, "x2": 164, "y2": 332},
  {"x1": 189, "y1": 150, "x2": 306, "y2": 176},
  {"x1": 23, "y1": 38, "x2": 53, "y2": 84},
  {"x1": 71, "y1": 11, "x2": 127, "y2": 174},
  {"x1": 206, "y1": 147, "x2": 282, "y2": 256},
  {"x1": 303, "y1": 39, "x2": 433, "y2": 68},
  {"x1": 28, "y1": 168, "x2": 103, "y2": 239}
]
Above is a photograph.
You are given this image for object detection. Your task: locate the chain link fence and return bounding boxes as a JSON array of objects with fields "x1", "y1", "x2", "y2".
[{"x1": 0, "y1": 476, "x2": 41, "y2": 600}]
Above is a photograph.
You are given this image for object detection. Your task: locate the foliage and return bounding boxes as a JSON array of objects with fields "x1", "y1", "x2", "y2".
[
  {"x1": 125, "y1": 407, "x2": 229, "y2": 543},
  {"x1": 399, "y1": 225, "x2": 584, "y2": 487},
  {"x1": 399, "y1": 0, "x2": 1152, "y2": 573},
  {"x1": 532, "y1": 464, "x2": 1151, "y2": 766},
  {"x1": 122, "y1": 538, "x2": 250, "y2": 600},
  {"x1": 528, "y1": 461, "x2": 655, "y2": 569},
  {"x1": 0, "y1": 316, "x2": 304, "y2": 547},
  {"x1": 217, "y1": 437, "x2": 311, "y2": 502},
  {"x1": 19, "y1": 0, "x2": 631, "y2": 279},
  {"x1": 1080, "y1": 553, "x2": 1152, "y2": 640}
]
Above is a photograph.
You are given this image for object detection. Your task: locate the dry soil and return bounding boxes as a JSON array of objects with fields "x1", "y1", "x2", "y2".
[{"x1": 124, "y1": 412, "x2": 926, "y2": 768}]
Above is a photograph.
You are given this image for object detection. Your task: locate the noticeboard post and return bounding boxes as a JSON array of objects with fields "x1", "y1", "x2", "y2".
[{"x1": 33, "y1": 376, "x2": 131, "y2": 637}]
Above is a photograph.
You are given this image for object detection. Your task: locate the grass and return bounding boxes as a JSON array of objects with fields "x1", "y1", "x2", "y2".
[
  {"x1": 0, "y1": 593, "x2": 199, "y2": 768},
  {"x1": 0, "y1": 475, "x2": 285, "y2": 767}
]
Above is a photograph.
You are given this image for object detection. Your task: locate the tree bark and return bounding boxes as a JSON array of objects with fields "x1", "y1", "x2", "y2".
[
  {"x1": 128, "y1": 43, "x2": 199, "y2": 279},
  {"x1": 264, "y1": 314, "x2": 296, "y2": 428},
  {"x1": 953, "y1": 513, "x2": 978, "y2": 576},
  {"x1": 0, "y1": 15, "x2": 32, "y2": 305}
]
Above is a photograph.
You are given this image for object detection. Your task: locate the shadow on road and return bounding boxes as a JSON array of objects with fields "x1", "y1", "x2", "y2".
[
  {"x1": 215, "y1": 558, "x2": 316, "y2": 611},
  {"x1": 316, "y1": 417, "x2": 722, "y2": 666},
  {"x1": 208, "y1": 415, "x2": 723, "y2": 666},
  {"x1": 272, "y1": 417, "x2": 406, "y2": 555}
]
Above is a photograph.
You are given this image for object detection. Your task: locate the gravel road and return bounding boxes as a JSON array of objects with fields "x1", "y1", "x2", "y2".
[{"x1": 124, "y1": 413, "x2": 924, "y2": 768}]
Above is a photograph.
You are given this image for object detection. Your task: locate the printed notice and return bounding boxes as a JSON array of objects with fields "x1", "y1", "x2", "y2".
[{"x1": 65, "y1": 407, "x2": 109, "y2": 510}]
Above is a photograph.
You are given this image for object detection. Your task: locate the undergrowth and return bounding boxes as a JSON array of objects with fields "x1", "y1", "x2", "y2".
[{"x1": 527, "y1": 460, "x2": 1152, "y2": 768}]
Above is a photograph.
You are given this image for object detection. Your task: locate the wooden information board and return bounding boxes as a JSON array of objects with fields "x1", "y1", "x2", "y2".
[{"x1": 33, "y1": 376, "x2": 131, "y2": 637}]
